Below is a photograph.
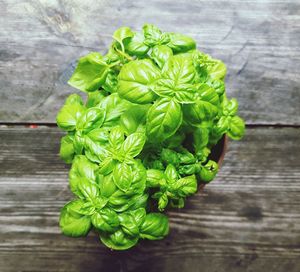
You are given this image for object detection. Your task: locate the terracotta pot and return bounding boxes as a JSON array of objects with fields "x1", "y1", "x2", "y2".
[
  {"x1": 198, "y1": 135, "x2": 228, "y2": 191},
  {"x1": 210, "y1": 134, "x2": 228, "y2": 168}
]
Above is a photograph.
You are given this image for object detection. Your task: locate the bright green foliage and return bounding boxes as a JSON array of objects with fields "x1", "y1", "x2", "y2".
[
  {"x1": 147, "y1": 164, "x2": 198, "y2": 211},
  {"x1": 57, "y1": 24, "x2": 245, "y2": 250},
  {"x1": 68, "y1": 53, "x2": 110, "y2": 92}
]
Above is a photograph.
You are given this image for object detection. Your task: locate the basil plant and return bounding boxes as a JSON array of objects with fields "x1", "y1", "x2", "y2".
[{"x1": 56, "y1": 24, "x2": 245, "y2": 250}]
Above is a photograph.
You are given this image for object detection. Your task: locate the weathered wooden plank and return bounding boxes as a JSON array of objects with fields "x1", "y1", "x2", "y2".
[
  {"x1": 1, "y1": 0, "x2": 300, "y2": 124},
  {"x1": 0, "y1": 126, "x2": 299, "y2": 271}
]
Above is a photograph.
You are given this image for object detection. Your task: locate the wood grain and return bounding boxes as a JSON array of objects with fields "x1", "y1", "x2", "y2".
[
  {"x1": 1, "y1": 0, "x2": 300, "y2": 124},
  {"x1": 0, "y1": 126, "x2": 299, "y2": 271}
]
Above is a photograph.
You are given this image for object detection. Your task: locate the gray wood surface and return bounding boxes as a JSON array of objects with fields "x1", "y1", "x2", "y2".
[
  {"x1": 0, "y1": 126, "x2": 299, "y2": 272},
  {"x1": 1, "y1": 0, "x2": 300, "y2": 124},
  {"x1": 1, "y1": 0, "x2": 299, "y2": 271}
]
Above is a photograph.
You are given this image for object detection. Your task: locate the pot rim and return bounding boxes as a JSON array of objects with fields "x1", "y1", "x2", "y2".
[{"x1": 217, "y1": 134, "x2": 228, "y2": 168}]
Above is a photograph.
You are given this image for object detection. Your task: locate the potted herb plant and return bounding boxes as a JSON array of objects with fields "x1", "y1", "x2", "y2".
[{"x1": 56, "y1": 24, "x2": 245, "y2": 250}]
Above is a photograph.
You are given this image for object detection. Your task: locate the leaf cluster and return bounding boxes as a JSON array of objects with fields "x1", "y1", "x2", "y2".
[{"x1": 57, "y1": 24, "x2": 245, "y2": 250}]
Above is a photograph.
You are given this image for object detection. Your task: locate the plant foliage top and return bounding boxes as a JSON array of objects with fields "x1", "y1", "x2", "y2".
[{"x1": 57, "y1": 24, "x2": 245, "y2": 250}]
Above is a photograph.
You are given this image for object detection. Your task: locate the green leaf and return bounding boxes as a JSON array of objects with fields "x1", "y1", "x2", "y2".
[
  {"x1": 129, "y1": 208, "x2": 146, "y2": 226},
  {"x1": 222, "y1": 97, "x2": 238, "y2": 116},
  {"x1": 228, "y1": 116, "x2": 245, "y2": 140},
  {"x1": 91, "y1": 208, "x2": 119, "y2": 232},
  {"x1": 68, "y1": 52, "x2": 109, "y2": 92},
  {"x1": 193, "y1": 126, "x2": 209, "y2": 153},
  {"x1": 73, "y1": 131, "x2": 84, "y2": 154},
  {"x1": 150, "y1": 45, "x2": 173, "y2": 68},
  {"x1": 98, "y1": 157, "x2": 117, "y2": 175},
  {"x1": 151, "y1": 160, "x2": 165, "y2": 170},
  {"x1": 93, "y1": 197, "x2": 108, "y2": 210},
  {"x1": 118, "y1": 59, "x2": 160, "y2": 104},
  {"x1": 118, "y1": 213, "x2": 140, "y2": 237},
  {"x1": 78, "y1": 179, "x2": 100, "y2": 201},
  {"x1": 84, "y1": 128, "x2": 109, "y2": 162},
  {"x1": 108, "y1": 162, "x2": 146, "y2": 211},
  {"x1": 196, "y1": 147, "x2": 211, "y2": 163},
  {"x1": 206, "y1": 78, "x2": 225, "y2": 96},
  {"x1": 124, "y1": 32, "x2": 149, "y2": 56},
  {"x1": 86, "y1": 128, "x2": 108, "y2": 143},
  {"x1": 178, "y1": 150, "x2": 196, "y2": 164},
  {"x1": 108, "y1": 191, "x2": 132, "y2": 212},
  {"x1": 69, "y1": 155, "x2": 97, "y2": 181},
  {"x1": 98, "y1": 93, "x2": 130, "y2": 127},
  {"x1": 158, "y1": 193, "x2": 168, "y2": 211},
  {"x1": 86, "y1": 91, "x2": 106, "y2": 108},
  {"x1": 215, "y1": 116, "x2": 231, "y2": 136},
  {"x1": 143, "y1": 24, "x2": 163, "y2": 46},
  {"x1": 56, "y1": 104, "x2": 85, "y2": 131},
  {"x1": 108, "y1": 126, "x2": 124, "y2": 150},
  {"x1": 183, "y1": 84, "x2": 219, "y2": 125},
  {"x1": 167, "y1": 33, "x2": 196, "y2": 53},
  {"x1": 59, "y1": 200, "x2": 92, "y2": 237},
  {"x1": 146, "y1": 169, "x2": 165, "y2": 187},
  {"x1": 178, "y1": 164, "x2": 198, "y2": 175},
  {"x1": 75, "y1": 201, "x2": 96, "y2": 216},
  {"x1": 76, "y1": 108, "x2": 106, "y2": 133},
  {"x1": 153, "y1": 81, "x2": 196, "y2": 104},
  {"x1": 113, "y1": 26, "x2": 134, "y2": 51},
  {"x1": 129, "y1": 160, "x2": 147, "y2": 190},
  {"x1": 172, "y1": 175, "x2": 197, "y2": 197},
  {"x1": 193, "y1": 50, "x2": 224, "y2": 82},
  {"x1": 152, "y1": 55, "x2": 196, "y2": 103},
  {"x1": 153, "y1": 78, "x2": 175, "y2": 98},
  {"x1": 162, "y1": 54, "x2": 196, "y2": 86},
  {"x1": 174, "y1": 87, "x2": 196, "y2": 104},
  {"x1": 65, "y1": 199, "x2": 87, "y2": 215},
  {"x1": 122, "y1": 133, "x2": 146, "y2": 158},
  {"x1": 98, "y1": 173, "x2": 117, "y2": 198},
  {"x1": 103, "y1": 45, "x2": 120, "y2": 64},
  {"x1": 84, "y1": 138, "x2": 109, "y2": 163},
  {"x1": 120, "y1": 105, "x2": 149, "y2": 135},
  {"x1": 69, "y1": 155, "x2": 97, "y2": 195},
  {"x1": 100, "y1": 229, "x2": 139, "y2": 250},
  {"x1": 102, "y1": 71, "x2": 118, "y2": 93},
  {"x1": 129, "y1": 194, "x2": 148, "y2": 211},
  {"x1": 146, "y1": 98, "x2": 182, "y2": 142},
  {"x1": 164, "y1": 164, "x2": 178, "y2": 182},
  {"x1": 67, "y1": 199, "x2": 97, "y2": 216},
  {"x1": 60, "y1": 135, "x2": 75, "y2": 164},
  {"x1": 140, "y1": 213, "x2": 169, "y2": 240},
  {"x1": 198, "y1": 160, "x2": 219, "y2": 183},
  {"x1": 65, "y1": 94, "x2": 84, "y2": 106},
  {"x1": 113, "y1": 162, "x2": 132, "y2": 191},
  {"x1": 207, "y1": 59, "x2": 227, "y2": 80},
  {"x1": 160, "y1": 148, "x2": 179, "y2": 166}
]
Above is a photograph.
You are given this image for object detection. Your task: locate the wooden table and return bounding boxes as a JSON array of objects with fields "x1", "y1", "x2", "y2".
[{"x1": 1, "y1": 1, "x2": 299, "y2": 271}]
